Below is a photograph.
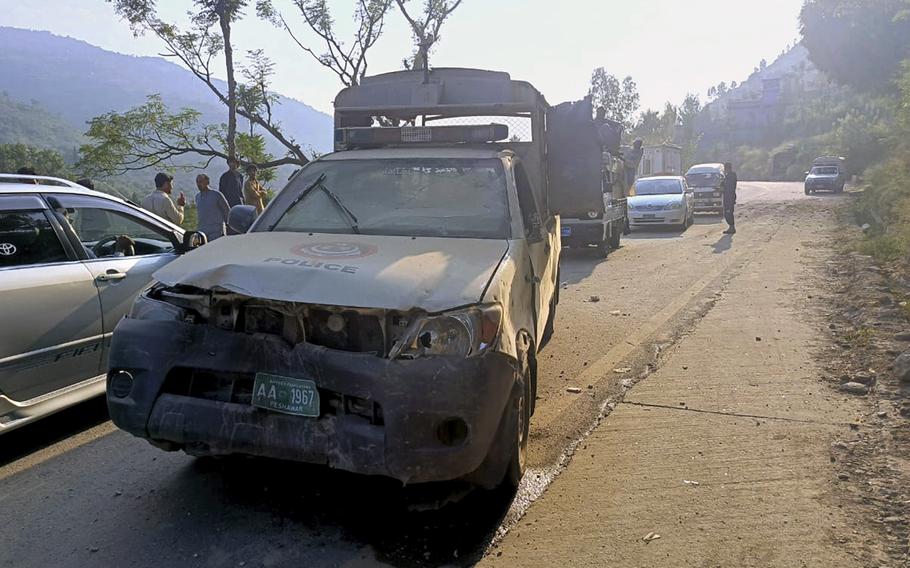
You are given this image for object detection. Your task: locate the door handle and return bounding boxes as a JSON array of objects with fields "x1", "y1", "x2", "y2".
[{"x1": 96, "y1": 270, "x2": 127, "y2": 282}]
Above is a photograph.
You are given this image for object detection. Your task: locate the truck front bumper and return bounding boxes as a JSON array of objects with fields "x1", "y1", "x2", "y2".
[{"x1": 107, "y1": 318, "x2": 518, "y2": 485}]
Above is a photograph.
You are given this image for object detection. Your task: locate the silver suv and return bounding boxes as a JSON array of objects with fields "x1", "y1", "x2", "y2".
[{"x1": 0, "y1": 174, "x2": 191, "y2": 433}]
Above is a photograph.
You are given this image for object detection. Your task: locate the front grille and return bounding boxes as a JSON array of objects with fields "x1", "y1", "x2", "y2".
[
  {"x1": 232, "y1": 302, "x2": 408, "y2": 357},
  {"x1": 161, "y1": 367, "x2": 385, "y2": 425}
]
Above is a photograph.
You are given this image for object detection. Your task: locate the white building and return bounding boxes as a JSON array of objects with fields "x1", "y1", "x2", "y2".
[{"x1": 638, "y1": 144, "x2": 683, "y2": 178}]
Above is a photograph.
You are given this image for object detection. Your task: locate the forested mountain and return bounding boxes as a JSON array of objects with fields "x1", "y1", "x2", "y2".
[
  {"x1": 0, "y1": 92, "x2": 84, "y2": 158},
  {"x1": 0, "y1": 26, "x2": 333, "y2": 154}
]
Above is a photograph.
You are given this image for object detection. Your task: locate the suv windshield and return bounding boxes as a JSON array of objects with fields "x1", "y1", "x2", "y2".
[
  {"x1": 634, "y1": 179, "x2": 683, "y2": 196},
  {"x1": 811, "y1": 166, "x2": 839, "y2": 175},
  {"x1": 263, "y1": 158, "x2": 511, "y2": 239}
]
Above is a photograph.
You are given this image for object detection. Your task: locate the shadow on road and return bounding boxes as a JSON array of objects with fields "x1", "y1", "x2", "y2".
[
  {"x1": 558, "y1": 247, "x2": 609, "y2": 285},
  {"x1": 711, "y1": 234, "x2": 733, "y2": 254},
  {"x1": 176, "y1": 457, "x2": 516, "y2": 566},
  {"x1": 0, "y1": 397, "x2": 109, "y2": 467}
]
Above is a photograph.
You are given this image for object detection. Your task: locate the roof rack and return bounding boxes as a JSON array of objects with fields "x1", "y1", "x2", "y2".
[{"x1": 0, "y1": 174, "x2": 83, "y2": 188}]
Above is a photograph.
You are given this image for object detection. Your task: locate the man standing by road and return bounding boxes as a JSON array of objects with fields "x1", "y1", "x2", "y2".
[
  {"x1": 141, "y1": 172, "x2": 185, "y2": 225},
  {"x1": 218, "y1": 157, "x2": 244, "y2": 208},
  {"x1": 194, "y1": 173, "x2": 231, "y2": 241},
  {"x1": 722, "y1": 161, "x2": 738, "y2": 235},
  {"x1": 243, "y1": 164, "x2": 267, "y2": 215}
]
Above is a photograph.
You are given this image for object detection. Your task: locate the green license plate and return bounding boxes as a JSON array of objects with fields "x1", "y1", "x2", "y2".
[{"x1": 251, "y1": 373, "x2": 320, "y2": 417}]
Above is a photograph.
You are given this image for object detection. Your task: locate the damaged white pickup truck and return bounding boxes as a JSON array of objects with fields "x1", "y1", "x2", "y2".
[{"x1": 107, "y1": 69, "x2": 601, "y2": 489}]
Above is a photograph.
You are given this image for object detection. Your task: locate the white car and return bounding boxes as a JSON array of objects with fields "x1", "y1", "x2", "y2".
[
  {"x1": 0, "y1": 174, "x2": 199, "y2": 433},
  {"x1": 628, "y1": 176, "x2": 694, "y2": 229}
]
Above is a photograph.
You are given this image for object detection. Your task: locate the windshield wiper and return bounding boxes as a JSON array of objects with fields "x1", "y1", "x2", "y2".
[
  {"x1": 316, "y1": 181, "x2": 360, "y2": 234},
  {"x1": 269, "y1": 173, "x2": 360, "y2": 234}
]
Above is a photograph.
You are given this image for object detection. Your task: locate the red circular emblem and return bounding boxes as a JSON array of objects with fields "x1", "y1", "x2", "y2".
[{"x1": 290, "y1": 242, "x2": 378, "y2": 259}]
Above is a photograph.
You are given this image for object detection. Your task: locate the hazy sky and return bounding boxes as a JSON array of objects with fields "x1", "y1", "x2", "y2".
[{"x1": 2, "y1": 0, "x2": 804, "y2": 115}]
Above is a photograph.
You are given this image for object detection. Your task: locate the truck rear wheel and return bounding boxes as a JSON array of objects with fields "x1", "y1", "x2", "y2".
[{"x1": 609, "y1": 223, "x2": 622, "y2": 249}]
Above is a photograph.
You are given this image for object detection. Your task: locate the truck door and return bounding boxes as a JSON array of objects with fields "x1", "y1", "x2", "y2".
[{"x1": 514, "y1": 161, "x2": 555, "y2": 343}]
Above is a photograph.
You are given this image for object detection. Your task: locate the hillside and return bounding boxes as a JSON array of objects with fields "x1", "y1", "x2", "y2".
[
  {"x1": 692, "y1": 43, "x2": 890, "y2": 180},
  {"x1": 0, "y1": 92, "x2": 84, "y2": 157},
  {"x1": 0, "y1": 26, "x2": 333, "y2": 156}
]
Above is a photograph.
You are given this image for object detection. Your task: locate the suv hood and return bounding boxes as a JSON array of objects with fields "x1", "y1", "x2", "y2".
[
  {"x1": 153, "y1": 232, "x2": 509, "y2": 312},
  {"x1": 807, "y1": 174, "x2": 838, "y2": 180}
]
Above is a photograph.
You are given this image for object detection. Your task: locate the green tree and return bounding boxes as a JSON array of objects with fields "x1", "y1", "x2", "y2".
[
  {"x1": 80, "y1": 95, "x2": 225, "y2": 176},
  {"x1": 395, "y1": 0, "x2": 464, "y2": 70},
  {"x1": 100, "y1": 0, "x2": 307, "y2": 171},
  {"x1": 257, "y1": 0, "x2": 394, "y2": 87},
  {"x1": 589, "y1": 68, "x2": 640, "y2": 132},
  {"x1": 0, "y1": 143, "x2": 70, "y2": 178},
  {"x1": 800, "y1": 0, "x2": 910, "y2": 91}
]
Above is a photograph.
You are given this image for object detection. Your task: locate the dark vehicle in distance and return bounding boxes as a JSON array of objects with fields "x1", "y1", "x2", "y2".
[
  {"x1": 685, "y1": 163, "x2": 725, "y2": 214},
  {"x1": 805, "y1": 157, "x2": 846, "y2": 194}
]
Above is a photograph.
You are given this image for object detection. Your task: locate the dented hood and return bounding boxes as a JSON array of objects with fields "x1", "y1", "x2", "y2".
[{"x1": 153, "y1": 232, "x2": 509, "y2": 312}]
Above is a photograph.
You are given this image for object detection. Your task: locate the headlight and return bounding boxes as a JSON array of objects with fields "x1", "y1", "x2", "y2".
[
  {"x1": 128, "y1": 290, "x2": 186, "y2": 321},
  {"x1": 665, "y1": 201, "x2": 683, "y2": 210},
  {"x1": 586, "y1": 210, "x2": 599, "y2": 219},
  {"x1": 627, "y1": 202, "x2": 637, "y2": 210},
  {"x1": 389, "y1": 304, "x2": 502, "y2": 359}
]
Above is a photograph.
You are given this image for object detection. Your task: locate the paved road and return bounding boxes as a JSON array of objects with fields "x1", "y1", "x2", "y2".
[{"x1": 0, "y1": 182, "x2": 841, "y2": 567}]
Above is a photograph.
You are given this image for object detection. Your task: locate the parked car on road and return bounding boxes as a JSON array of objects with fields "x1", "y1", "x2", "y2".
[
  {"x1": 628, "y1": 176, "x2": 694, "y2": 229},
  {"x1": 805, "y1": 157, "x2": 847, "y2": 194},
  {"x1": 0, "y1": 174, "x2": 201, "y2": 434},
  {"x1": 685, "y1": 163, "x2": 726, "y2": 213}
]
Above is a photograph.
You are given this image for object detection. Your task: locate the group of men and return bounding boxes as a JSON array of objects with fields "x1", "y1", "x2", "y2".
[{"x1": 139, "y1": 158, "x2": 267, "y2": 240}]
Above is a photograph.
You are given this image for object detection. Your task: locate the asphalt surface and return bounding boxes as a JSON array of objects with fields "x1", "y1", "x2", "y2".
[{"x1": 0, "y1": 182, "x2": 840, "y2": 568}]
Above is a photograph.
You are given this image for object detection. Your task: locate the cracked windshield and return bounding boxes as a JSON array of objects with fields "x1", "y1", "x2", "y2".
[{"x1": 2, "y1": 0, "x2": 910, "y2": 567}]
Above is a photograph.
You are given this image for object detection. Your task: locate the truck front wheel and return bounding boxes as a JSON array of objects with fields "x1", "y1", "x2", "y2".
[{"x1": 503, "y1": 346, "x2": 532, "y2": 489}]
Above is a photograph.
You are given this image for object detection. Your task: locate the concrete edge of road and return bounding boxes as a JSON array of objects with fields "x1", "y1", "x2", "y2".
[{"x1": 492, "y1": 223, "x2": 783, "y2": 552}]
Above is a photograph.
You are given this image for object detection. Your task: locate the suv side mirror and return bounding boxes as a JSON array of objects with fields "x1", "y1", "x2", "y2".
[
  {"x1": 228, "y1": 205, "x2": 257, "y2": 234},
  {"x1": 177, "y1": 230, "x2": 207, "y2": 253}
]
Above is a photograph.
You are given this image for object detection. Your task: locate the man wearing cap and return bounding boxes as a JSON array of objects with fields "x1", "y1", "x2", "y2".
[{"x1": 142, "y1": 172, "x2": 185, "y2": 225}]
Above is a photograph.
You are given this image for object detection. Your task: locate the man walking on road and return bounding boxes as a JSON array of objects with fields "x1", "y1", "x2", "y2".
[
  {"x1": 218, "y1": 157, "x2": 244, "y2": 208},
  {"x1": 141, "y1": 172, "x2": 185, "y2": 225},
  {"x1": 722, "y1": 161, "x2": 738, "y2": 235},
  {"x1": 194, "y1": 174, "x2": 231, "y2": 241}
]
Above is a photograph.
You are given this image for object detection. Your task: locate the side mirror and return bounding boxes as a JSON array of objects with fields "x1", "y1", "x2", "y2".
[
  {"x1": 178, "y1": 230, "x2": 207, "y2": 253},
  {"x1": 228, "y1": 205, "x2": 257, "y2": 234}
]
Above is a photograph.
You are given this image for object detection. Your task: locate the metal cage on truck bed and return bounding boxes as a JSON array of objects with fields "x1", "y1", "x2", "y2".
[{"x1": 333, "y1": 67, "x2": 611, "y2": 218}]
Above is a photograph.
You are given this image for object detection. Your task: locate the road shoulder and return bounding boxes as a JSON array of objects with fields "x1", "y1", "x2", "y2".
[{"x1": 483, "y1": 205, "x2": 884, "y2": 566}]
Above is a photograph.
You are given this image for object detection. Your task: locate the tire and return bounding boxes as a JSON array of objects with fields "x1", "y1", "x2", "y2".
[
  {"x1": 504, "y1": 345, "x2": 532, "y2": 489},
  {"x1": 609, "y1": 223, "x2": 621, "y2": 249},
  {"x1": 804, "y1": 187, "x2": 811, "y2": 195},
  {"x1": 596, "y1": 235, "x2": 610, "y2": 258}
]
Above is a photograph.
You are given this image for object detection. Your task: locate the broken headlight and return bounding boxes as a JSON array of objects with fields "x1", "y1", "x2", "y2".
[
  {"x1": 128, "y1": 290, "x2": 186, "y2": 321},
  {"x1": 390, "y1": 304, "x2": 502, "y2": 359}
]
